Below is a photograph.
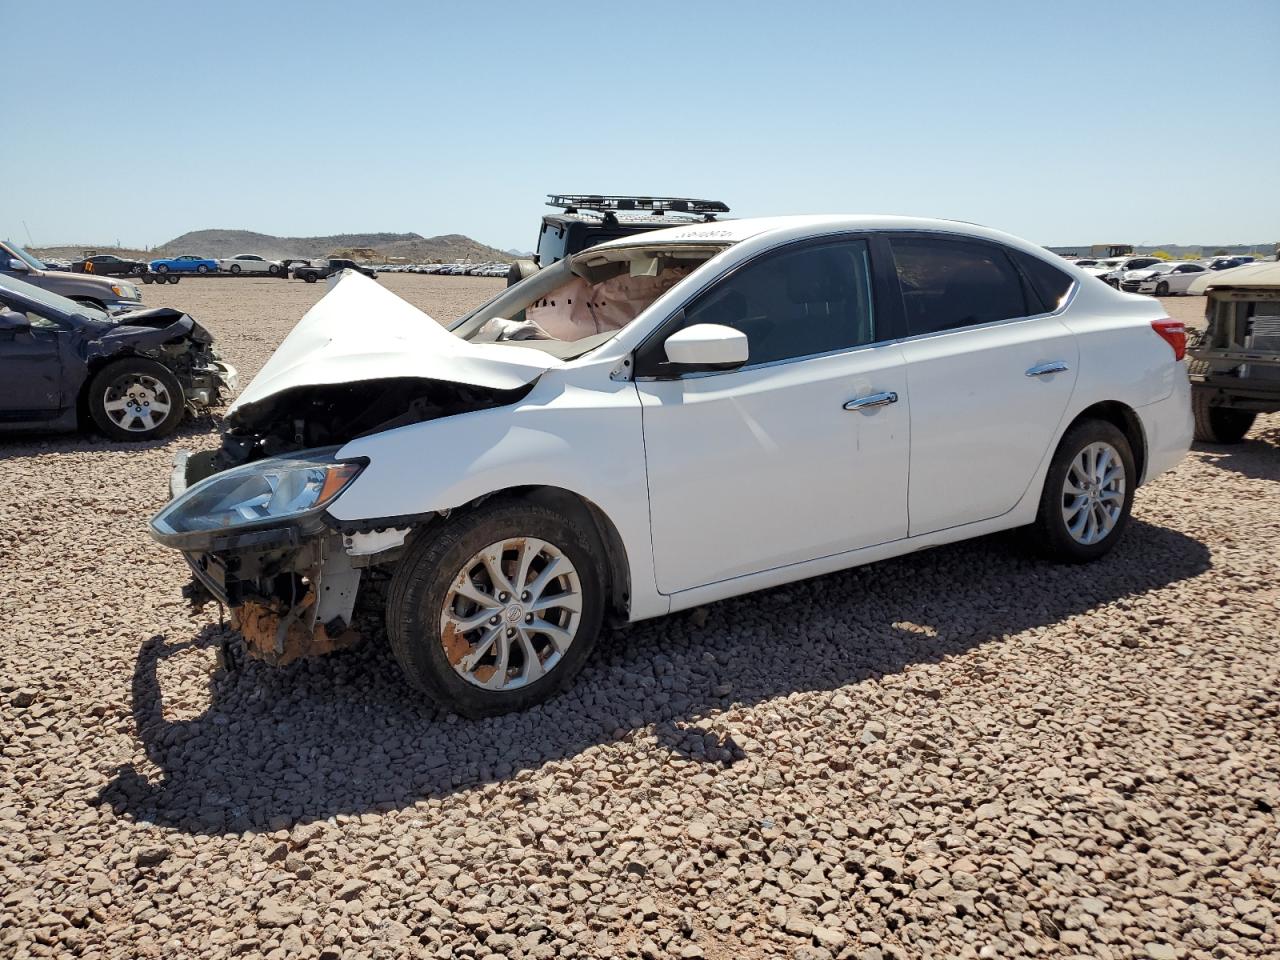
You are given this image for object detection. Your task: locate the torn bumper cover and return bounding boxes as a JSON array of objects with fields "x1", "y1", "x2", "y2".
[
  {"x1": 158, "y1": 449, "x2": 407, "y2": 666},
  {"x1": 179, "y1": 527, "x2": 366, "y2": 667}
]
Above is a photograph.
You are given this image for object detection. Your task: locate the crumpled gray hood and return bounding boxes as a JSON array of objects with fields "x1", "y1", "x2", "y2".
[{"x1": 227, "y1": 272, "x2": 561, "y2": 420}]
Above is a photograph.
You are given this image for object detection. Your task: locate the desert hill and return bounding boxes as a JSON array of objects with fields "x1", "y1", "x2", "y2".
[{"x1": 32, "y1": 229, "x2": 512, "y2": 264}]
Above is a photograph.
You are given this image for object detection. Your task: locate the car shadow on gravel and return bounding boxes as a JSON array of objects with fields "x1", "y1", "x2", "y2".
[
  {"x1": 1193, "y1": 423, "x2": 1280, "y2": 483},
  {"x1": 0, "y1": 417, "x2": 220, "y2": 462},
  {"x1": 98, "y1": 519, "x2": 1211, "y2": 835}
]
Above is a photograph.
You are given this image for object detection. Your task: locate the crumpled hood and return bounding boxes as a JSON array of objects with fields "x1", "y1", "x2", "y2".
[{"x1": 227, "y1": 272, "x2": 561, "y2": 420}]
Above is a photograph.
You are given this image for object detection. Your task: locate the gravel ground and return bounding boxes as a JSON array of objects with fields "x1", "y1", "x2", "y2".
[{"x1": 2, "y1": 280, "x2": 1277, "y2": 960}]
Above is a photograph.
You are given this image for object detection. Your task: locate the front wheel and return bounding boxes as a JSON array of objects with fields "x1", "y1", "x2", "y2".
[
  {"x1": 1031, "y1": 419, "x2": 1135, "y2": 562},
  {"x1": 131, "y1": 264, "x2": 146, "y2": 275},
  {"x1": 1155, "y1": 281, "x2": 1169, "y2": 296},
  {"x1": 229, "y1": 264, "x2": 241, "y2": 274},
  {"x1": 387, "y1": 501, "x2": 605, "y2": 717},
  {"x1": 196, "y1": 264, "x2": 209, "y2": 274},
  {"x1": 155, "y1": 264, "x2": 169, "y2": 274},
  {"x1": 268, "y1": 264, "x2": 280, "y2": 276},
  {"x1": 302, "y1": 273, "x2": 317, "y2": 283},
  {"x1": 87, "y1": 357, "x2": 185, "y2": 441}
]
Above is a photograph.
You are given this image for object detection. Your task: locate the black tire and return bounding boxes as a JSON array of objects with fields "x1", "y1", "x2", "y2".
[
  {"x1": 1031, "y1": 419, "x2": 1136, "y2": 562},
  {"x1": 302, "y1": 273, "x2": 317, "y2": 283},
  {"x1": 268, "y1": 264, "x2": 280, "y2": 276},
  {"x1": 131, "y1": 264, "x2": 146, "y2": 275},
  {"x1": 1191, "y1": 385, "x2": 1255, "y2": 443},
  {"x1": 86, "y1": 357, "x2": 185, "y2": 441},
  {"x1": 155, "y1": 264, "x2": 169, "y2": 274},
  {"x1": 229, "y1": 264, "x2": 241, "y2": 274},
  {"x1": 387, "y1": 500, "x2": 606, "y2": 717},
  {"x1": 196, "y1": 264, "x2": 209, "y2": 274},
  {"x1": 1155, "y1": 280, "x2": 1169, "y2": 296},
  {"x1": 141, "y1": 274, "x2": 154, "y2": 284}
]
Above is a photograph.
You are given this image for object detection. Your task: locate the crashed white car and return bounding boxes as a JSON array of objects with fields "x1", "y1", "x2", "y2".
[{"x1": 150, "y1": 215, "x2": 1192, "y2": 716}]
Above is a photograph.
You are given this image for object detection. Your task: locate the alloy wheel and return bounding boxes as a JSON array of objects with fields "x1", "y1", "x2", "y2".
[
  {"x1": 1061, "y1": 441, "x2": 1125, "y2": 545},
  {"x1": 440, "y1": 538, "x2": 582, "y2": 690},
  {"x1": 101, "y1": 374, "x2": 173, "y2": 433}
]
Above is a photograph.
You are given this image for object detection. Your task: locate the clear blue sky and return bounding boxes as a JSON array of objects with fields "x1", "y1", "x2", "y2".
[{"x1": 5, "y1": 0, "x2": 1277, "y2": 251}]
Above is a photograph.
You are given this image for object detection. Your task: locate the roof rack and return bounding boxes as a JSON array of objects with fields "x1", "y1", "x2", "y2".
[{"x1": 547, "y1": 194, "x2": 729, "y2": 221}]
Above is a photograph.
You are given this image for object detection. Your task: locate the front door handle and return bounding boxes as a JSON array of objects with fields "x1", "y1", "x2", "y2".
[
  {"x1": 1026, "y1": 361, "x2": 1069, "y2": 377},
  {"x1": 843, "y1": 391, "x2": 899, "y2": 411}
]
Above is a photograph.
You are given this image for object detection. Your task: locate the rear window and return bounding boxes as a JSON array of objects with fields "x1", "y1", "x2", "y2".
[
  {"x1": 1010, "y1": 249, "x2": 1075, "y2": 312},
  {"x1": 889, "y1": 236, "x2": 1031, "y2": 336}
]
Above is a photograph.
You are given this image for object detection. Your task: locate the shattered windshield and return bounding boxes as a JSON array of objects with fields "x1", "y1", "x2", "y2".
[
  {"x1": 449, "y1": 243, "x2": 728, "y2": 359},
  {"x1": 0, "y1": 273, "x2": 107, "y2": 322}
]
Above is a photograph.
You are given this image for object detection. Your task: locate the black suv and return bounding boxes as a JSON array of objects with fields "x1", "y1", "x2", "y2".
[
  {"x1": 293, "y1": 258, "x2": 379, "y2": 283},
  {"x1": 508, "y1": 195, "x2": 730, "y2": 285}
]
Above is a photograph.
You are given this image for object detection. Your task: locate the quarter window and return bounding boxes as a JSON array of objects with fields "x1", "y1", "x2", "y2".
[
  {"x1": 890, "y1": 237, "x2": 1031, "y2": 336},
  {"x1": 676, "y1": 239, "x2": 877, "y2": 367},
  {"x1": 1009, "y1": 248, "x2": 1075, "y2": 312}
]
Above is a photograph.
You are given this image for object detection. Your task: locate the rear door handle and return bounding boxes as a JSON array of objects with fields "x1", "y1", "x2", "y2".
[
  {"x1": 1026, "y1": 361, "x2": 1069, "y2": 377},
  {"x1": 843, "y1": 391, "x2": 898, "y2": 411}
]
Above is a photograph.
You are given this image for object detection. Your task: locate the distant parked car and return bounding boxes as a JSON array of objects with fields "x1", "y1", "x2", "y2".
[
  {"x1": 1099, "y1": 256, "x2": 1163, "y2": 287},
  {"x1": 150, "y1": 255, "x2": 219, "y2": 275},
  {"x1": 217, "y1": 254, "x2": 283, "y2": 275},
  {"x1": 292, "y1": 258, "x2": 378, "y2": 283},
  {"x1": 73, "y1": 254, "x2": 147, "y2": 277},
  {"x1": 0, "y1": 274, "x2": 236, "y2": 441},
  {"x1": 1208, "y1": 256, "x2": 1255, "y2": 271},
  {"x1": 1120, "y1": 261, "x2": 1207, "y2": 296}
]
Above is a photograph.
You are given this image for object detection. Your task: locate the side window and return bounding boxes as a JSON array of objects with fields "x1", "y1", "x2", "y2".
[
  {"x1": 678, "y1": 239, "x2": 876, "y2": 366},
  {"x1": 1008, "y1": 248, "x2": 1075, "y2": 312},
  {"x1": 890, "y1": 237, "x2": 1031, "y2": 336}
]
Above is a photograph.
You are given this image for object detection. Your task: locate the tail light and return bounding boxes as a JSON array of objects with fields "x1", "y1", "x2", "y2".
[{"x1": 1151, "y1": 318, "x2": 1186, "y2": 361}]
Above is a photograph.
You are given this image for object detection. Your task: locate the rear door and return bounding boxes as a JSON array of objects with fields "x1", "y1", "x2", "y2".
[{"x1": 888, "y1": 235, "x2": 1079, "y2": 535}]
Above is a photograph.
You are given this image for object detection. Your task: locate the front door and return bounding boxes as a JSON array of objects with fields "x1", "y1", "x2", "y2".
[
  {"x1": 0, "y1": 308, "x2": 64, "y2": 416},
  {"x1": 636, "y1": 237, "x2": 910, "y2": 594}
]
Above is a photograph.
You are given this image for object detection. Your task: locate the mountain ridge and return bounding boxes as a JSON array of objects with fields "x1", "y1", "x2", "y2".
[{"x1": 31, "y1": 229, "x2": 512, "y2": 263}]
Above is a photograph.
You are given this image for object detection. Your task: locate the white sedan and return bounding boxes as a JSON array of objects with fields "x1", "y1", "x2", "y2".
[
  {"x1": 151, "y1": 215, "x2": 1192, "y2": 715},
  {"x1": 1119, "y1": 260, "x2": 1208, "y2": 296},
  {"x1": 216, "y1": 254, "x2": 283, "y2": 276}
]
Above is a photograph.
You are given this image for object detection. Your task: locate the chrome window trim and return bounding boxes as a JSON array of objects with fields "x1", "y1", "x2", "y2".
[{"x1": 632, "y1": 229, "x2": 1080, "y2": 381}]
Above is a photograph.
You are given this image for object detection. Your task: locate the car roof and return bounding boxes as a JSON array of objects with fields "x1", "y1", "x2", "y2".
[
  {"x1": 1193, "y1": 260, "x2": 1280, "y2": 290},
  {"x1": 589, "y1": 214, "x2": 1052, "y2": 255}
]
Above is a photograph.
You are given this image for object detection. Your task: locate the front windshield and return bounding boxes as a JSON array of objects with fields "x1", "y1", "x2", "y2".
[
  {"x1": 0, "y1": 272, "x2": 107, "y2": 322},
  {"x1": 5, "y1": 242, "x2": 48, "y2": 271},
  {"x1": 448, "y1": 242, "x2": 728, "y2": 359}
]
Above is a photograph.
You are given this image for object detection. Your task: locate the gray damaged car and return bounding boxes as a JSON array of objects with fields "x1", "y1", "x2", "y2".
[{"x1": 0, "y1": 274, "x2": 236, "y2": 441}]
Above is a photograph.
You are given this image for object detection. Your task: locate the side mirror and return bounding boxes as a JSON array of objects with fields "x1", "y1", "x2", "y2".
[
  {"x1": 663, "y1": 323, "x2": 749, "y2": 371},
  {"x1": 0, "y1": 309, "x2": 31, "y2": 332},
  {"x1": 7, "y1": 258, "x2": 29, "y2": 272}
]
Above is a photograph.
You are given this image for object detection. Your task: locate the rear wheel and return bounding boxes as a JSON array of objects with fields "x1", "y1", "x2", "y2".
[
  {"x1": 196, "y1": 264, "x2": 209, "y2": 274},
  {"x1": 1191, "y1": 386, "x2": 1255, "y2": 443},
  {"x1": 303, "y1": 273, "x2": 317, "y2": 283},
  {"x1": 1031, "y1": 419, "x2": 1135, "y2": 562},
  {"x1": 387, "y1": 501, "x2": 605, "y2": 717},
  {"x1": 155, "y1": 264, "x2": 169, "y2": 274},
  {"x1": 87, "y1": 357, "x2": 184, "y2": 441}
]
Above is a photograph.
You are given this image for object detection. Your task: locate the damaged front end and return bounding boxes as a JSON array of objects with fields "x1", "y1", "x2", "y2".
[
  {"x1": 97, "y1": 307, "x2": 238, "y2": 407},
  {"x1": 152, "y1": 272, "x2": 559, "y2": 667}
]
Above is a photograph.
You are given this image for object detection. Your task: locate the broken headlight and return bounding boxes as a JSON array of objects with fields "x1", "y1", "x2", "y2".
[{"x1": 150, "y1": 448, "x2": 364, "y2": 546}]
